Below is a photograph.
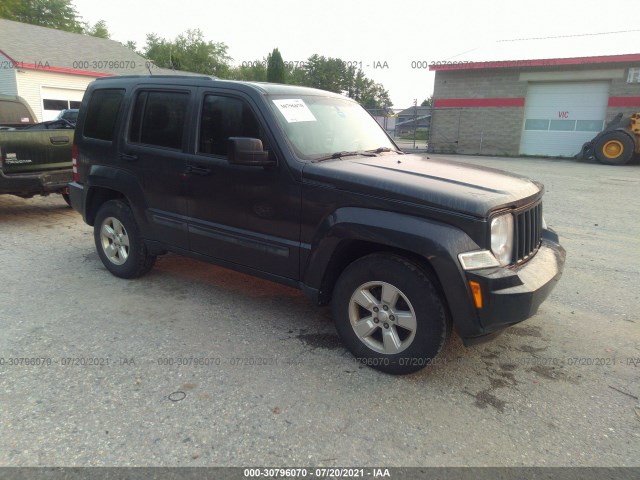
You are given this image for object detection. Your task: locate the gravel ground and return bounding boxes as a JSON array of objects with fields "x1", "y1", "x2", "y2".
[{"x1": 0, "y1": 154, "x2": 638, "y2": 468}]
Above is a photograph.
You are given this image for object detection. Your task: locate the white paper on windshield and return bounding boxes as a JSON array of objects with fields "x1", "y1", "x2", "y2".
[{"x1": 272, "y1": 99, "x2": 317, "y2": 123}]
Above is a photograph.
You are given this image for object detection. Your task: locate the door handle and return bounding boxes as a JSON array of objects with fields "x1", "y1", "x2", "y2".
[
  {"x1": 120, "y1": 153, "x2": 139, "y2": 162},
  {"x1": 49, "y1": 136, "x2": 69, "y2": 145},
  {"x1": 186, "y1": 165, "x2": 212, "y2": 175}
]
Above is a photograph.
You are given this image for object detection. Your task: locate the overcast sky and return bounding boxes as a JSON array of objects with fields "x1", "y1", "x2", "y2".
[{"x1": 73, "y1": 0, "x2": 639, "y2": 107}]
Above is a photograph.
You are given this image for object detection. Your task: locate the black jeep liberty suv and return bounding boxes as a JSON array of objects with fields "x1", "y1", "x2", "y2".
[{"x1": 69, "y1": 75, "x2": 566, "y2": 374}]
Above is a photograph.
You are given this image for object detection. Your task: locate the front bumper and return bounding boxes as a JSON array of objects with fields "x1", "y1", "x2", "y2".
[
  {"x1": 0, "y1": 167, "x2": 72, "y2": 197},
  {"x1": 461, "y1": 229, "x2": 566, "y2": 344}
]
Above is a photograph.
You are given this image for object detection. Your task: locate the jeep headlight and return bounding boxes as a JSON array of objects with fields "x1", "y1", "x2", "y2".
[{"x1": 490, "y1": 213, "x2": 514, "y2": 266}]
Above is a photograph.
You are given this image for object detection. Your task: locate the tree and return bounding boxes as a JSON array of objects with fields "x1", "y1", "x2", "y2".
[
  {"x1": 143, "y1": 29, "x2": 231, "y2": 77},
  {"x1": 228, "y1": 61, "x2": 267, "y2": 82},
  {"x1": 124, "y1": 40, "x2": 138, "y2": 53},
  {"x1": 0, "y1": 0, "x2": 85, "y2": 33},
  {"x1": 303, "y1": 54, "x2": 347, "y2": 93},
  {"x1": 87, "y1": 19, "x2": 109, "y2": 39},
  {"x1": 267, "y1": 48, "x2": 285, "y2": 84},
  {"x1": 0, "y1": 0, "x2": 22, "y2": 19},
  {"x1": 284, "y1": 64, "x2": 309, "y2": 86},
  {"x1": 421, "y1": 96, "x2": 433, "y2": 107},
  {"x1": 299, "y1": 55, "x2": 392, "y2": 109}
]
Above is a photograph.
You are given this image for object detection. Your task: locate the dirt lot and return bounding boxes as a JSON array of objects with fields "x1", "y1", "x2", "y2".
[{"x1": 0, "y1": 154, "x2": 638, "y2": 467}]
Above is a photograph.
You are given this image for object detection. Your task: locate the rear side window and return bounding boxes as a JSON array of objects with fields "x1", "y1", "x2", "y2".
[
  {"x1": 0, "y1": 100, "x2": 35, "y2": 124},
  {"x1": 129, "y1": 91, "x2": 189, "y2": 150},
  {"x1": 83, "y1": 89, "x2": 125, "y2": 141}
]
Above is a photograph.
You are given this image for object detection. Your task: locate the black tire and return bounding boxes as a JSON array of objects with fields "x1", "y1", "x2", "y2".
[
  {"x1": 594, "y1": 131, "x2": 635, "y2": 165},
  {"x1": 93, "y1": 199, "x2": 156, "y2": 279},
  {"x1": 332, "y1": 253, "x2": 450, "y2": 374}
]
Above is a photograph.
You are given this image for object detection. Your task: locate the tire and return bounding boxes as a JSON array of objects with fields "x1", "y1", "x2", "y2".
[
  {"x1": 594, "y1": 131, "x2": 635, "y2": 165},
  {"x1": 332, "y1": 253, "x2": 450, "y2": 374},
  {"x1": 93, "y1": 199, "x2": 156, "y2": 279},
  {"x1": 61, "y1": 193, "x2": 71, "y2": 207}
]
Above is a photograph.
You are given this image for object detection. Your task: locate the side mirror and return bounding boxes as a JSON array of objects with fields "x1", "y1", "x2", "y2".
[{"x1": 227, "y1": 137, "x2": 274, "y2": 166}]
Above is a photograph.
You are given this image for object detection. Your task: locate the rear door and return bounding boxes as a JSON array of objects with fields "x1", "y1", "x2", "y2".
[{"x1": 118, "y1": 87, "x2": 195, "y2": 250}]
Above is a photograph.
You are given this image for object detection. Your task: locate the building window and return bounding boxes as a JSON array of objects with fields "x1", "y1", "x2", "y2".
[
  {"x1": 576, "y1": 120, "x2": 604, "y2": 132},
  {"x1": 628, "y1": 68, "x2": 640, "y2": 83},
  {"x1": 524, "y1": 119, "x2": 549, "y2": 130},
  {"x1": 43, "y1": 99, "x2": 69, "y2": 110},
  {"x1": 549, "y1": 120, "x2": 576, "y2": 131},
  {"x1": 526, "y1": 119, "x2": 604, "y2": 132}
]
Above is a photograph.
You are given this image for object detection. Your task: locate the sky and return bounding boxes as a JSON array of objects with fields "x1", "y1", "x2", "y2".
[{"x1": 72, "y1": 0, "x2": 639, "y2": 107}]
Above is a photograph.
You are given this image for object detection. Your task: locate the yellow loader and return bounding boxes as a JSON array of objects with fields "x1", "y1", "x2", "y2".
[{"x1": 578, "y1": 112, "x2": 640, "y2": 165}]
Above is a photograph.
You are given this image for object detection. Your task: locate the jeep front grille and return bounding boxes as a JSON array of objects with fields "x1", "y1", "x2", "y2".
[{"x1": 514, "y1": 202, "x2": 542, "y2": 264}]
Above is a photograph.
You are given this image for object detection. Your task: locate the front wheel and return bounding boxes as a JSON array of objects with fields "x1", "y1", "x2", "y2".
[
  {"x1": 332, "y1": 254, "x2": 450, "y2": 374},
  {"x1": 94, "y1": 199, "x2": 156, "y2": 279}
]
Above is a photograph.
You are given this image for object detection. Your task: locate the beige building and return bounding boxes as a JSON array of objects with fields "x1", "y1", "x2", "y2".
[{"x1": 0, "y1": 19, "x2": 177, "y2": 121}]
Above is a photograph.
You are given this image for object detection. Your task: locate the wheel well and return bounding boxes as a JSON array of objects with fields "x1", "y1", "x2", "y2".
[
  {"x1": 318, "y1": 240, "x2": 448, "y2": 309},
  {"x1": 85, "y1": 187, "x2": 126, "y2": 226}
]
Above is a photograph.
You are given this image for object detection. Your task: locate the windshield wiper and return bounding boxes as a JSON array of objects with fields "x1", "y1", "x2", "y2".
[
  {"x1": 315, "y1": 150, "x2": 378, "y2": 162},
  {"x1": 365, "y1": 147, "x2": 404, "y2": 154}
]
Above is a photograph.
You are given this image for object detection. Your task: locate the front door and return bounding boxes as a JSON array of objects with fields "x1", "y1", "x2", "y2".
[{"x1": 185, "y1": 90, "x2": 301, "y2": 280}]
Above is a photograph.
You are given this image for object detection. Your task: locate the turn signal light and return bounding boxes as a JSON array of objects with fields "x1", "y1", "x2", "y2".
[{"x1": 469, "y1": 281, "x2": 483, "y2": 309}]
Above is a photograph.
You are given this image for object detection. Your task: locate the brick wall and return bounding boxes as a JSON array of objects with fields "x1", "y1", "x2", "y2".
[
  {"x1": 433, "y1": 69, "x2": 526, "y2": 99},
  {"x1": 606, "y1": 67, "x2": 640, "y2": 123},
  {"x1": 430, "y1": 69, "x2": 527, "y2": 155}
]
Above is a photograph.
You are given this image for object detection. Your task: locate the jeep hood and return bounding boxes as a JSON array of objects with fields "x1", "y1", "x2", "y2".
[{"x1": 302, "y1": 154, "x2": 543, "y2": 217}]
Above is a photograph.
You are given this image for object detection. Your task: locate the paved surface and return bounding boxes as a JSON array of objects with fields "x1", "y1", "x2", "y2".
[{"x1": 0, "y1": 155, "x2": 638, "y2": 467}]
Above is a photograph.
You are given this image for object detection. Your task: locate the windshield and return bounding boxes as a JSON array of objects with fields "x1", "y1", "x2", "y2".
[{"x1": 268, "y1": 95, "x2": 396, "y2": 161}]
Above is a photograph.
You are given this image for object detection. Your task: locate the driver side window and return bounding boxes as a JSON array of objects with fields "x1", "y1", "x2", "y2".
[{"x1": 199, "y1": 95, "x2": 267, "y2": 156}]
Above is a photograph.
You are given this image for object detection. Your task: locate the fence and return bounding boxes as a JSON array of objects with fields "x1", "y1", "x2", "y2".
[{"x1": 367, "y1": 106, "x2": 432, "y2": 151}]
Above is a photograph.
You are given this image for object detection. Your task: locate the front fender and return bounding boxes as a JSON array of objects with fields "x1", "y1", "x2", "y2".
[{"x1": 302, "y1": 207, "x2": 483, "y2": 336}]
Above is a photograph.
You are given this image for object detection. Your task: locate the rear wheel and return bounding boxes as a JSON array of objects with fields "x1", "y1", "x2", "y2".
[
  {"x1": 94, "y1": 199, "x2": 156, "y2": 278},
  {"x1": 594, "y1": 131, "x2": 635, "y2": 165},
  {"x1": 332, "y1": 253, "x2": 450, "y2": 374}
]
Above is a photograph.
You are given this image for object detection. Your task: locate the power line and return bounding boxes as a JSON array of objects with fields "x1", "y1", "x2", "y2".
[{"x1": 497, "y1": 29, "x2": 640, "y2": 42}]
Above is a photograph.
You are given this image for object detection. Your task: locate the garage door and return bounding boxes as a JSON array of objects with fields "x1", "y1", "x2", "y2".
[
  {"x1": 520, "y1": 82, "x2": 609, "y2": 157},
  {"x1": 41, "y1": 86, "x2": 84, "y2": 121}
]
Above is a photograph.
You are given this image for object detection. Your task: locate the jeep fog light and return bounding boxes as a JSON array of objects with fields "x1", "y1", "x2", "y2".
[
  {"x1": 458, "y1": 250, "x2": 500, "y2": 271},
  {"x1": 490, "y1": 213, "x2": 514, "y2": 266}
]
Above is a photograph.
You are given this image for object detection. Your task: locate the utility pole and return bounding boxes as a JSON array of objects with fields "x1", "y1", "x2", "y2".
[
  {"x1": 413, "y1": 98, "x2": 418, "y2": 149},
  {"x1": 383, "y1": 103, "x2": 388, "y2": 131}
]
